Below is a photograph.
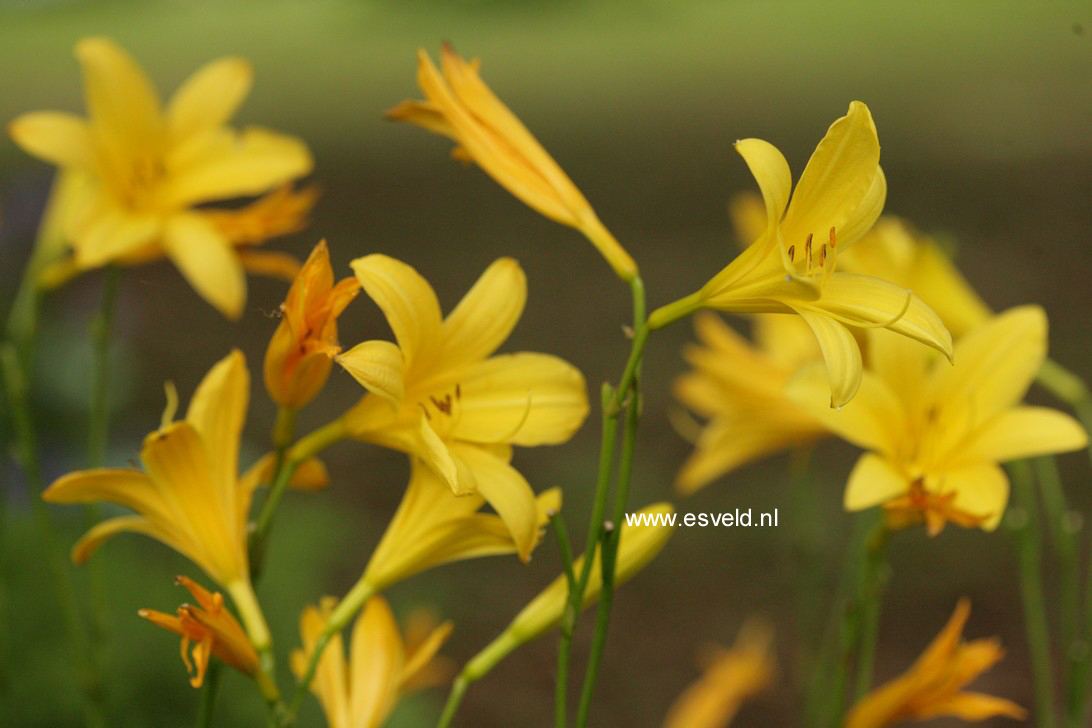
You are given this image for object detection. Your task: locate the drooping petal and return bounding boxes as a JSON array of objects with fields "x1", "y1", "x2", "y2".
[
  {"x1": 75, "y1": 37, "x2": 163, "y2": 156},
  {"x1": 165, "y1": 127, "x2": 312, "y2": 207},
  {"x1": 9, "y1": 111, "x2": 97, "y2": 170},
  {"x1": 792, "y1": 309, "x2": 863, "y2": 408},
  {"x1": 440, "y1": 257, "x2": 526, "y2": 368},
  {"x1": 337, "y1": 341, "x2": 405, "y2": 409},
  {"x1": 454, "y1": 353, "x2": 588, "y2": 446},
  {"x1": 734, "y1": 138, "x2": 791, "y2": 239},
  {"x1": 951, "y1": 406, "x2": 1088, "y2": 467},
  {"x1": 926, "y1": 305, "x2": 1046, "y2": 427},
  {"x1": 941, "y1": 463, "x2": 1009, "y2": 531},
  {"x1": 162, "y1": 212, "x2": 246, "y2": 319},
  {"x1": 348, "y1": 598, "x2": 403, "y2": 728},
  {"x1": 167, "y1": 58, "x2": 253, "y2": 142},
  {"x1": 71, "y1": 514, "x2": 191, "y2": 566},
  {"x1": 350, "y1": 254, "x2": 443, "y2": 371},
  {"x1": 780, "y1": 101, "x2": 881, "y2": 249},
  {"x1": 453, "y1": 445, "x2": 541, "y2": 562},
  {"x1": 843, "y1": 454, "x2": 908, "y2": 511}
]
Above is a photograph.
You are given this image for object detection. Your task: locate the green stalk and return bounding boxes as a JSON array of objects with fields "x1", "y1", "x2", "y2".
[
  {"x1": 1009, "y1": 459, "x2": 1058, "y2": 728},
  {"x1": 851, "y1": 527, "x2": 889, "y2": 702},
  {"x1": 248, "y1": 406, "x2": 298, "y2": 578},
  {"x1": 436, "y1": 675, "x2": 471, "y2": 728},
  {"x1": 195, "y1": 661, "x2": 223, "y2": 728}
]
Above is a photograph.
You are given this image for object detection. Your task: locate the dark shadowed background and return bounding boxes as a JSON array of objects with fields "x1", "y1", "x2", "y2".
[{"x1": 1, "y1": 1, "x2": 1090, "y2": 725}]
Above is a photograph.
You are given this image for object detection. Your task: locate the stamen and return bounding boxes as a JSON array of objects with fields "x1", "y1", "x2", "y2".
[
  {"x1": 160, "y1": 381, "x2": 179, "y2": 428},
  {"x1": 787, "y1": 245, "x2": 795, "y2": 262},
  {"x1": 829, "y1": 226, "x2": 836, "y2": 248},
  {"x1": 818, "y1": 243, "x2": 827, "y2": 268},
  {"x1": 804, "y1": 234, "x2": 813, "y2": 272}
]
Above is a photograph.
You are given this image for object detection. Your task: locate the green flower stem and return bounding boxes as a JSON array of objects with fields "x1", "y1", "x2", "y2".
[
  {"x1": 852, "y1": 527, "x2": 889, "y2": 702},
  {"x1": 436, "y1": 631, "x2": 522, "y2": 728},
  {"x1": 646, "y1": 290, "x2": 703, "y2": 331},
  {"x1": 0, "y1": 345, "x2": 106, "y2": 728},
  {"x1": 549, "y1": 511, "x2": 577, "y2": 603},
  {"x1": 787, "y1": 448, "x2": 825, "y2": 697},
  {"x1": 249, "y1": 406, "x2": 299, "y2": 577},
  {"x1": 436, "y1": 674, "x2": 471, "y2": 728},
  {"x1": 195, "y1": 661, "x2": 223, "y2": 728},
  {"x1": 1009, "y1": 459, "x2": 1058, "y2": 728}
]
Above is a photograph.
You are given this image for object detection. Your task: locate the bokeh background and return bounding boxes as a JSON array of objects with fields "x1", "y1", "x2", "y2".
[{"x1": 1, "y1": 0, "x2": 1089, "y2": 725}]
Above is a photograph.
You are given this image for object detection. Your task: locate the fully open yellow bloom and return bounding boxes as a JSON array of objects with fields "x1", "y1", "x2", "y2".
[
  {"x1": 650, "y1": 102, "x2": 952, "y2": 407},
  {"x1": 9, "y1": 37, "x2": 313, "y2": 318},
  {"x1": 139, "y1": 576, "x2": 260, "y2": 689},
  {"x1": 790, "y1": 306, "x2": 1087, "y2": 534},
  {"x1": 44, "y1": 350, "x2": 273, "y2": 646},
  {"x1": 264, "y1": 240, "x2": 360, "y2": 409},
  {"x1": 661, "y1": 620, "x2": 776, "y2": 728},
  {"x1": 387, "y1": 45, "x2": 637, "y2": 281},
  {"x1": 291, "y1": 596, "x2": 452, "y2": 728},
  {"x1": 674, "y1": 312, "x2": 825, "y2": 494},
  {"x1": 334, "y1": 254, "x2": 587, "y2": 528},
  {"x1": 845, "y1": 599, "x2": 1025, "y2": 727},
  {"x1": 363, "y1": 458, "x2": 560, "y2": 589}
]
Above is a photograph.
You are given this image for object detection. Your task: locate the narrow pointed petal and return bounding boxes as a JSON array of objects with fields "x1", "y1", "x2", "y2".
[
  {"x1": 943, "y1": 463, "x2": 1009, "y2": 531},
  {"x1": 455, "y1": 353, "x2": 588, "y2": 446},
  {"x1": 385, "y1": 99, "x2": 457, "y2": 138},
  {"x1": 454, "y1": 445, "x2": 540, "y2": 561},
  {"x1": 954, "y1": 407, "x2": 1087, "y2": 466},
  {"x1": 43, "y1": 468, "x2": 181, "y2": 528},
  {"x1": 71, "y1": 205, "x2": 160, "y2": 268},
  {"x1": 163, "y1": 213, "x2": 246, "y2": 319},
  {"x1": 166, "y1": 127, "x2": 312, "y2": 207},
  {"x1": 441, "y1": 257, "x2": 526, "y2": 367},
  {"x1": 792, "y1": 309, "x2": 863, "y2": 408},
  {"x1": 927, "y1": 305, "x2": 1046, "y2": 426},
  {"x1": 75, "y1": 37, "x2": 163, "y2": 153},
  {"x1": 71, "y1": 514, "x2": 189, "y2": 566},
  {"x1": 919, "y1": 692, "x2": 1027, "y2": 721},
  {"x1": 186, "y1": 350, "x2": 248, "y2": 493},
  {"x1": 167, "y1": 58, "x2": 253, "y2": 142},
  {"x1": 787, "y1": 364, "x2": 904, "y2": 455},
  {"x1": 348, "y1": 598, "x2": 403, "y2": 728},
  {"x1": 781, "y1": 101, "x2": 881, "y2": 248},
  {"x1": 350, "y1": 254, "x2": 442, "y2": 370},
  {"x1": 337, "y1": 340, "x2": 405, "y2": 409},
  {"x1": 844, "y1": 454, "x2": 908, "y2": 511},
  {"x1": 237, "y1": 250, "x2": 301, "y2": 281},
  {"x1": 9, "y1": 112, "x2": 97, "y2": 170},
  {"x1": 676, "y1": 420, "x2": 818, "y2": 496},
  {"x1": 734, "y1": 138, "x2": 791, "y2": 237}
]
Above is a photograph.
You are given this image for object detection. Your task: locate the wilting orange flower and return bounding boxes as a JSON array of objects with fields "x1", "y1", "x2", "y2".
[
  {"x1": 291, "y1": 596, "x2": 452, "y2": 728},
  {"x1": 388, "y1": 44, "x2": 637, "y2": 281},
  {"x1": 139, "y1": 576, "x2": 259, "y2": 688},
  {"x1": 264, "y1": 240, "x2": 360, "y2": 409},
  {"x1": 845, "y1": 599, "x2": 1026, "y2": 728},
  {"x1": 662, "y1": 619, "x2": 776, "y2": 728}
]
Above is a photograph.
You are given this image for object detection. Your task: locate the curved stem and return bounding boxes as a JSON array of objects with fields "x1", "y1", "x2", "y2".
[{"x1": 436, "y1": 675, "x2": 470, "y2": 728}]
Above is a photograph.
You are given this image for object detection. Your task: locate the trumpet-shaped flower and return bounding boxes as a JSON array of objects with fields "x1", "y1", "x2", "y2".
[
  {"x1": 265, "y1": 240, "x2": 360, "y2": 409},
  {"x1": 661, "y1": 620, "x2": 776, "y2": 728},
  {"x1": 789, "y1": 306, "x2": 1088, "y2": 534},
  {"x1": 387, "y1": 45, "x2": 637, "y2": 281},
  {"x1": 364, "y1": 458, "x2": 560, "y2": 589},
  {"x1": 650, "y1": 102, "x2": 952, "y2": 407},
  {"x1": 845, "y1": 599, "x2": 1025, "y2": 727},
  {"x1": 9, "y1": 37, "x2": 313, "y2": 318},
  {"x1": 44, "y1": 350, "x2": 275, "y2": 645},
  {"x1": 139, "y1": 575, "x2": 260, "y2": 689},
  {"x1": 334, "y1": 254, "x2": 587, "y2": 547},
  {"x1": 674, "y1": 312, "x2": 826, "y2": 494},
  {"x1": 291, "y1": 596, "x2": 452, "y2": 728}
]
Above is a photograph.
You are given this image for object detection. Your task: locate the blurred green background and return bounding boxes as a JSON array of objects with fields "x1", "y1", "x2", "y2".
[{"x1": 1, "y1": 0, "x2": 1089, "y2": 725}]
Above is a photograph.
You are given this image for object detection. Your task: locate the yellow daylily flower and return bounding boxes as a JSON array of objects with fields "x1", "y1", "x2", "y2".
[
  {"x1": 387, "y1": 45, "x2": 637, "y2": 281},
  {"x1": 460, "y1": 503, "x2": 675, "y2": 681},
  {"x1": 363, "y1": 458, "x2": 560, "y2": 590},
  {"x1": 9, "y1": 37, "x2": 313, "y2": 318},
  {"x1": 291, "y1": 596, "x2": 452, "y2": 728},
  {"x1": 845, "y1": 599, "x2": 1025, "y2": 727},
  {"x1": 661, "y1": 619, "x2": 776, "y2": 728},
  {"x1": 334, "y1": 254, "x2": 588, "y2": 521},
  {"x1": 789, "y1": 306, "x2": 1088, "y2": 534},
  {"x1": 43, "y1": 350, "x2": 272, "y2": 647},
  {"x1": 139, "y1": 575, "x2": 260, "y2": 689},
  {"x1": 649, "y1": 102, "x2": 952, "y2": 407},
  {"x1": 264, "y1": 240, "x2": 360, "y2": 409},
  {"x1": 674, "y1": 312, "x2": 826, "y2": 494}
]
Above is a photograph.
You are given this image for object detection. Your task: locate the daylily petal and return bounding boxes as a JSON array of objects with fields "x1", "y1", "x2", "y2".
[
  {"x1": 167, "y1": 58, "x2": 253, "y2": 142},
  {"x1": 911, "y1": 239, "x2": 992, "y2": 336},
  {"x1": 351, "y1": 254, "x2": 443, "y2": 371},
  {"x1": 833, "y1": 166, "x2": 887, "y2": 249},
  {"x1": 337, "y1": 341, "x2": 405, "y2": 409},
  {"x1": 9, "y1": 112, "x2": 97, "y2": 170},
  {"x1": 734, "y1": 138, "x2": 791, "y2": 240},
  {"x1": 75, "y1": 37, "x2": 163, "y2": 156},
  {"x1": 781, "y1": 101, "x2": 881, "y2": 249},
  {"x1": 941, "y1": 463, "x2": 1009, "y2": 531},
  {"x1": 455, "y1": 353, "x2": 588, "y2": 446},
  {"x1": 71, "y1": 205, "x2": 160, "y2": 268},
  {"x1": 787, "y1": 364, "x2": 903, "y2": 454},
  {"x1": 791, "y1": 309, "x2": 863, "y2": 408},
  {"x1": 844, "y1": 453, "x2": 908, "y2": 511},
  {"x1": 236, "y1": 249, "x2": 302, "y2": 281},
  {"x1": 441, "y1": 257, "x2": 526, "y2": 368},
  {"x1": 453, "y1": 445, "x2": 540, "y2": 561},
  {"x1": 926, "y1": 305, "x2": 1046, "y2": 426},
  {"x1": 952, "y1": 406, "x2": 1088, "y2": 467},
  {"x1": 348, "y1": 598, "x2": 403, "y2": 728},
  {"x1": 919, "y1": 692, "x2": 1027, "y2": 721},
  {"x1": 166, "y1": 127, "x2": 312, "y2": 207},
  {"x1": 162, "y1": 212, "x2": 245, "y2": 319}
]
